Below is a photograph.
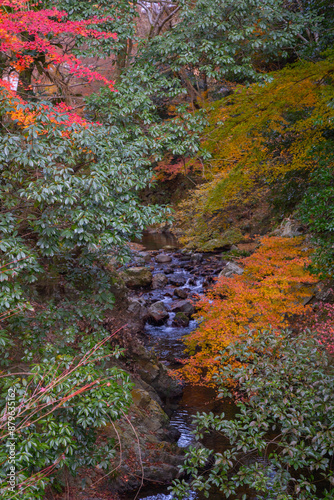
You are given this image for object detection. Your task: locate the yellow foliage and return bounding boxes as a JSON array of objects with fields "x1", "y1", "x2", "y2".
[{"x1": 175, "y1": 54, "x2": 334, "y2": 246}]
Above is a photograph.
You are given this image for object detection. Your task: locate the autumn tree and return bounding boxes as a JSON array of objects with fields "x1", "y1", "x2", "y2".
[
  {"x1": 175, "y1": 51, "x2": 334, "y2": 252},
  {"x1": 0, "y1": 0, "x2": 118, "y2": 101},
  {"x1": 179, "y1": 236, "x2": 317, "y2": 384}
]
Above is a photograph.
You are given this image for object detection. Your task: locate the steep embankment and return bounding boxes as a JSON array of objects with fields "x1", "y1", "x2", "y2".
[{"x1": 171, "y1": 55, "x2": 334, "y2": 264}]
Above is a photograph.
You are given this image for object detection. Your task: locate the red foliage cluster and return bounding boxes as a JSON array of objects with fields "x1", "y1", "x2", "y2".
[
  {"x1": 0, "y1": 0, "x2": 117, "y2": 89},
  {"x1": 305, "y1": 300, "x2": 334, "y2": 354},
  {"x1": 0, "y1": 79, "x2": 100, "y2": 129}
]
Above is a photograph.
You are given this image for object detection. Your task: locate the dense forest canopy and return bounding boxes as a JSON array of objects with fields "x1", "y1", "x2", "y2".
[{"x1": 0, "y1": 0, "x2": 334, "y2": 498}]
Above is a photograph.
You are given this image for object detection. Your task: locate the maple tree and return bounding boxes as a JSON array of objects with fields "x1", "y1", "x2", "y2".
[
  {"x1": 0, "y1": 0, "x2": 117, "y2": 100},
  {"x1": 178, "y1": 236, "x2": 317, "y2": 384}
]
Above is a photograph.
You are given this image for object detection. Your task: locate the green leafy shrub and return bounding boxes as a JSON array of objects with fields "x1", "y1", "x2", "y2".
[
  {"x1": 173, "y1": 330, "x2": 334, "y2": 499},
  {"x1": 0, "y1": 337, "x2": 133, "y2": 498}
]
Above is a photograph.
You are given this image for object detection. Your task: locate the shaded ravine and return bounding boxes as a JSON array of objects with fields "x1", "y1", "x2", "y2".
[
  {"x1": 123, "y1": 232, "x2": 235, "y2": 500},
  {"x1": 123, "y1": 232, "x2": 280, "y2": 500}
]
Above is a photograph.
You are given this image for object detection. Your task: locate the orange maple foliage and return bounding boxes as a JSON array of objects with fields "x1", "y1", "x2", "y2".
[{"x1": 179, "y1": 236, "x2": 317, "y2": 384}]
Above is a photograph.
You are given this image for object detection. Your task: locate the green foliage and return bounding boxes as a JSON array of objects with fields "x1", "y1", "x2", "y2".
[
  {"x1": 48, "y1": 0, "x2": 138, "y2": 71},
  {"x1": 298, "y1": 0, "x2": 334, "y2": 56},
  {"x1": 172, "y1": 330, "x2": 334, "y2": 499},
  {"x1": 146, "y1": 0, "x2": 306, "y2": 86},
  {"x1": 298, "y1": 163, "x2": 334, "y2": 278},
  {"x1": 0, "y1": 91, "x2": 168, "y2": 320},
  {"x1": 0, "y1": 77, "x2": 166, "y2": 492},
  {"x1": 87, "y1": 64, "x2": 209, "y2": 167},
  {"x1": 0, "y1": 344, "x2": 133, "y2": 498}
]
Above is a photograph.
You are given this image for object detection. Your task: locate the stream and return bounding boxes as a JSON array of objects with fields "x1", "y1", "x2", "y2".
[{"x1": 125, "y1": 232, "x2": 233, "y2": 500}]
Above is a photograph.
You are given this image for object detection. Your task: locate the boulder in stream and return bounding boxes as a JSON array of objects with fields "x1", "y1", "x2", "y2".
[
  {"x1": 127, "y1": 297, "x2": 148, "y2": 320},
  {"x1": 122, "y1": 266, "x2": 153, "y2": 287},
  {"x1": 148, "y1": 301, "x2": 169, "y2": 325},
  {"x1": 170, "y1": 299, "x2": 195, "y2": 317},
  {"x1": 138, "y1": 251, "x2": 151, "y2": 262},
  {"x1": 173, "y1": 287, "x2": 188, "y2": 299},
  {"x1": 155, "y1": 253, "x2": 172, "y2": 264},
  {"x1": 219, "y1": 261, "x2": 244, "y2": 278},
  {"x1": 173, "y1": 311, "x2": 190, "y2": 327},
  {"x1": 169, "y1": 273, "x2": 186, "y2": 286},
  {"x1": 152, "y1": 273, "x2": 168, "y2": 289}
]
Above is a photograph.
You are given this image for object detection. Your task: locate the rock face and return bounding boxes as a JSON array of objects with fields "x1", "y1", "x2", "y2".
[
  {"x1": 155, "y1": 253, "x2": 172, "y2": 263},
  {"x1": 152, "y1": 273, "x2": 168, "y2": 289},
  {"x1": 170, "y1": 300, "x2": 195, "y2": 317},
  {"x1": 169, "y1": 273, "x2": 186, "y2": 286},
  {"x1": 199, "y1": 228, "x2": 244, "y2": 252},
  {"x1": 103, "y1": 384, "x2": 184, "y2": 495},
  {"x1": 148, "y1": 301, "x2": 169, "y2": 325},
  {"x1": 219, "y1": 261, "x2": 244, "y2": 278},
  {"x1": 123, "y1": 267, "x2": 153, "y2": 288}
]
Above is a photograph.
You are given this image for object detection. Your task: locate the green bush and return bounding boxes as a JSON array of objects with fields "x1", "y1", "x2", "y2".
[{"x1": 173, "y1": 330, "x2": 334, "y2": 499}]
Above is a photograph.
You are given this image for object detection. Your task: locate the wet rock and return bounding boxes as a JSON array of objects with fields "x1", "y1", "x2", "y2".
[
  {"x1": 164, "y1": 245, "x2": 177, "y2": 251},
  {"x1": 138, "y1": 251, "x2": 151, "y2": 262},
  {"x1": 127, "y1": 297, "x2": 148, "y2": 320},
  {"x1": 164, "y1": 267, "x2": 174, "y2": 274},
  {"x1": 273, "y1": 218, "x2": 303, "y2": 238},
  {"x1": 174, "y1": 287, "x2": 188, "y2": 299},
  {"x1": 153, "y1": 363, "x2": 183, "y2": 398},
  {"x1": 152, "y1": 273, "x2": 168, "y2": 289},
  {"x1": 136, "y1": 359, "x2": 160, "y2": 384},
  {"x1": 148, "y1": 301, "x2": 169, "y2": 325},
  {"x1": 155, "y1": 253, "x2": 172, "y2": 263},
  {"x1": 173, "y1": 312, "x2": 190, "y2": 327},
  {"x1": 219, "y1": 261, "x2": 244, "y2": 278},
  {"x1": 192, "y1": 253, "x2": 203, "y2": 263},
  {"x1": 122, "y1": 267, "x2": 152, "y2": 288},
  {"x1": 171, "y1": 300, "x2": 195, "y2": 317},
  {"x1": 169, "y1": 273, "x2": 186, "y2": 286},
  {"x1": 165, "y1": 426, "x2": 181, "y2": 442},
  {"x1": 144, "y1": 463, "x2": 180, "y2": 483}
]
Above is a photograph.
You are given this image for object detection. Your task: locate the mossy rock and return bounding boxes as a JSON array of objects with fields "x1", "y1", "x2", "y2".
[
  {"x1": 198, "y1": 228, "x2": 244, "y2": 252},
  {"x1": 122, "y1": 267, "x2": 153, "y2": 288},
  {"x1": 173, "y1": 311, "x2": 190, "y2": 327}
]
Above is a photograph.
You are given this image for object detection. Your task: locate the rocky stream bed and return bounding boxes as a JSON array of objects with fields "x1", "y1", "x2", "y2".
[{"x1": 112, "y1": 231, "x2": 238, "y2": 500}]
